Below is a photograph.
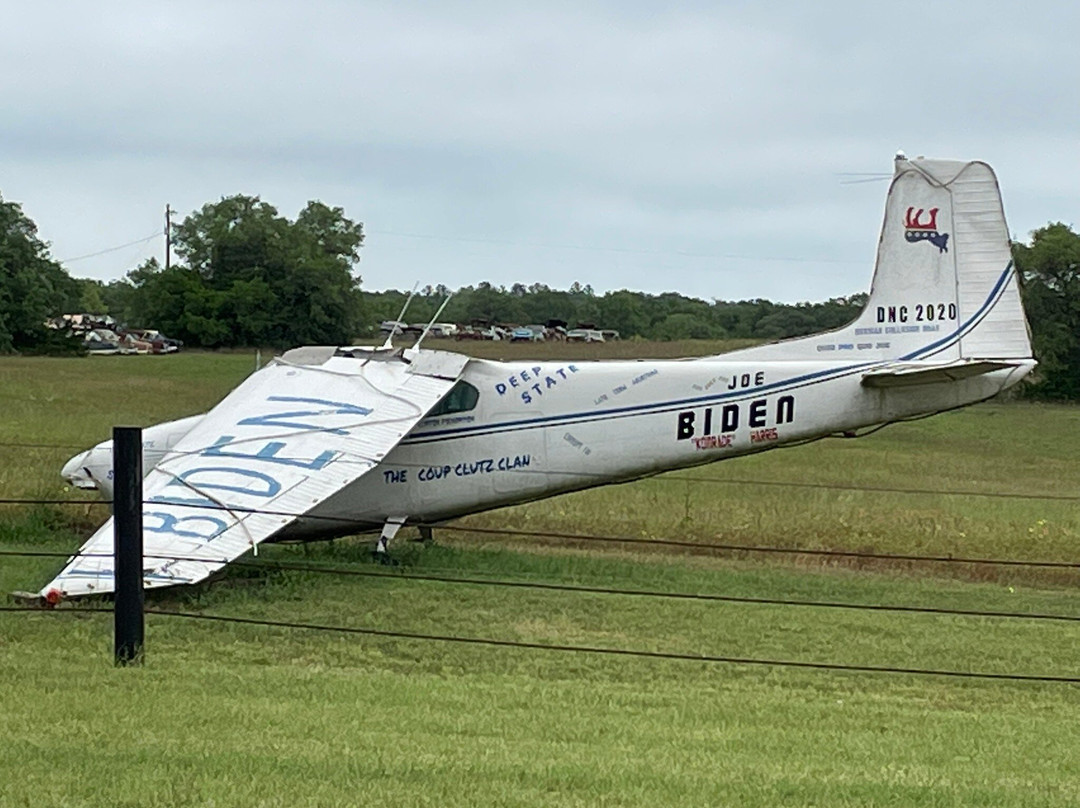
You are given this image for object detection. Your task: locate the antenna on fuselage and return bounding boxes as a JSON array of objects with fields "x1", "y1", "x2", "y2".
[
  {"x1": 404, "y1": 293, "x2": 453, "y2": 360},
  {"x1": 381, "y1": 282, "x2": 419, "y2": 350}
]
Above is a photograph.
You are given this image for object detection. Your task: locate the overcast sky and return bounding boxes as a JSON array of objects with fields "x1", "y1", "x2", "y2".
[{"x1": 2, "y1": 1, "x2": 1077, "y2": 304}]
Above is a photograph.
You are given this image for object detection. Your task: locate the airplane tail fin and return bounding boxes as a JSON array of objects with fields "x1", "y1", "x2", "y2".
[
  {"x1": 853, "y1": 154, "x2": 1032, "y2": 362},
  {"x1": 728, "y1": 155, "x2": 1033, "y2": 364}
]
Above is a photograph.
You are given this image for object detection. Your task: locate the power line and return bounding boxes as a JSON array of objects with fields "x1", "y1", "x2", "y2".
[
  {"x1": 5, "y1": 462, "x2": 1080, "y2": 508},
  {"x1": 6, "y1": 548, "x2": 1079, "y2": 624},
  {"x1": 428, "y1": 523, "x2": 1080, "y2": 570},
  {"x1": 0, "y1": 605, "x2": 109, "y2": 613},
  {"x1": 208, "y1": 559, "x2": 1080, "y2": 624},
  {"x1": 141, "y1": 609, "x2": 1080, "y2": 684},
  {"x1": 2, "y1": 496, "x2": 1078, "y2": 570},
  {"x1": 0, "y1": 499, "x2": 109, "y2": 506},
  {"x1": 663, "y1": 475, "x2": 1080, "y2": 502},
  {"x1": 4, "y1": 436, "x2": 1077, "y2": 503},
  {"x1": 838, "y1": 177, "x2": 893, "y2": 185},
  {"x1": 0, "y1": 442, "x2": 90, "y2": 452},
  {"x1": 7, "y1": 604, "x2": 1075, "y2": 682},
  {"x1": 61, "y1": 232, "x2": 160, "y2": 263},
  {"x1": 0, "y1": 550, "x2": 78, "y2": 558},
  {"x1": 59, "y1": 232, "x2": 160, "y2": 264}
]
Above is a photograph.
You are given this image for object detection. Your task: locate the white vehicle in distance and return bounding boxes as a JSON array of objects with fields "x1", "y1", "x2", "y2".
[
  {"x1": 407, "y1": 323, "x2": 458, "y2": 338},
  {"x1": 428, "y1": 323, "x2": 458, "y2": 338},
  {"x1": 566, "y1": 328, "x2": 605, "y2": 343},
  {"x1": 511, "y1": 325, "x2": 547, "y2": 342}
]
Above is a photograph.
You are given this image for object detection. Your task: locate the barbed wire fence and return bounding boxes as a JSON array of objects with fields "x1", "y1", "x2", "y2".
[{"x1": 2, "y1": 434, "x2": 1078, "y2": 682}]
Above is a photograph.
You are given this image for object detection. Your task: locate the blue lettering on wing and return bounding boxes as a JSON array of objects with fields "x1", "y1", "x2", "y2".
[
  {"x1": 238, "y1": 396, "x2": 373, "y2": 435},
  {"x1": 203, "y1": 436, "x2": 336, "y2": 470},
  {"x1": 147, "y1": 463, "x2": 282, "y2": 508},
  {"x1": 148, "y1": 491, "x2": 221, "y2": 508},
  {"x1": 144, "y1": 511, "x2": 229, "y2": 541},
  {"x1": 163, "y1": 464, "x2": 282, "y2": 501}
]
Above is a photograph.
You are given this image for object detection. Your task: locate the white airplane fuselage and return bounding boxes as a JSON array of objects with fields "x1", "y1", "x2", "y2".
[
  {"x1": 288, "y1": 352, "x2": 1031, "y2": 537},
  {"x1": 65, "y1": 349, "x2": 1033, "y2": 541}
]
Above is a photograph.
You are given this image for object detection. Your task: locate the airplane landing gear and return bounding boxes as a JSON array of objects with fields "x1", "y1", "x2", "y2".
[{"x1": 373, "y1": 516, "x2": 406, "y2": 565}]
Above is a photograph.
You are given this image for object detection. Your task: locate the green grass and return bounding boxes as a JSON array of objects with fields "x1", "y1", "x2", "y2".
[
  {"x1": 2, "y1": 350, "x2": 1080, "y2": 806},
  {"x1": 4, "y1": 542, "x2": 1080, "y2": 807}
]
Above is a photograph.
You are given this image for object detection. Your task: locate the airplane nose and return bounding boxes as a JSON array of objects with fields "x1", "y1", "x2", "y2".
[
  {"x1": 61, "y1": 450, "x2": 97, "y2": 489},
  {"x1": 60, "y1": 443, "x2": 116, "y2": 497}
]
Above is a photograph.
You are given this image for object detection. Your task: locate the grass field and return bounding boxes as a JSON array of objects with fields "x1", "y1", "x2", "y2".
[{"x1": 2, "y1": 349, "x2": 1080, "y2": 807}]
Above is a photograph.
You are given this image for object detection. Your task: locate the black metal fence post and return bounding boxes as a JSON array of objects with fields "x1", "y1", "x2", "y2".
[{"x1": 113, "y1": 426, "x2": 144, "y2": 665}]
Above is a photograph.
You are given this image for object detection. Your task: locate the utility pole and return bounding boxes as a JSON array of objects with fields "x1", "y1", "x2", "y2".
[{"x1": 164, "y1": 204, "x2": 172, "y2": 271}]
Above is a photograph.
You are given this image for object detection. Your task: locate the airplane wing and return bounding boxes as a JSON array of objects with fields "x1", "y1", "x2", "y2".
[
  {"x1": 40, "y1": 346, "x2": 469, "y2": 598},
  {"x1": 860, "y1": 360, "x2": 1022, "y2": 388}
]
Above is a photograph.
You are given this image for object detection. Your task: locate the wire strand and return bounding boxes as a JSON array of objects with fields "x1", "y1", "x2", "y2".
[
  {"x1": 3, "y1": 441, "x2": 1077, "y2": 502},
  {"x1": 663, "y1": 476, "x2": 1080, "y2": 502},
  {"x1": 6, "y1": 604, "x2": 1071, "y2": 682},
  {"x1": 209, "y1": 559, "x2": 1080, "y2": 624},
  {"x1": 0, "y1": 605, "x2": 110, "y2": 613},
  {"x1": 425, "y1": 523, "x2": 1080, "y2": 570},
  {"x1": 2, "y1": 499, "x2": 1077, "y2": 570},
  {"x1": 5, "y1": 549, "x2": 1079, "y2": 624},
  {"x1": 142, "y1": 609, "x2": 1080, "y2": 684},
  {"x1": 0, "y1": 498, "x2": 109, "y2": 506},
  {"x1": 8, "y1": 605, "x2": 1075, "y2": 682},
  {"x1": 59, "y1": 232, "x2": 160, "y2": 263},
  {"x1": 0, "y1": 442, "x2": 90, "y2": 452}
]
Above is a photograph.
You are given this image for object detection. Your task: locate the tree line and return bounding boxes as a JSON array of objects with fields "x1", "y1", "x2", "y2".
[
  {"x1": 361, "y1": 283, "x2": 868, "y2": 343},
  {"x1": 1, "y1": 190, "x2": 1078, "y2": 399}
]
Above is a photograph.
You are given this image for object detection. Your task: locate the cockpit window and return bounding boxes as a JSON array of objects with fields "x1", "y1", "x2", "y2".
[{"x1": 426, "y1": 380, "x2": 479, "y2": 417}]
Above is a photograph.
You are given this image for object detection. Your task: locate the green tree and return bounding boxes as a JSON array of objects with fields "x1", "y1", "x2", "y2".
[
  {"x1": 754, "y1": 308, "x2": 818, "y2": 340},
  {"x1": 128, "y1": 196, "x2": 365, "y2": 348},
  {"x1": 0, "y1": 193, "x2": 80, "y2": 352},
  {"x1": 1013, "y1": 223, "x2": 1080, "y2": 400},
  {"x1": 101, "y1": 278, "x2": 136, "y2": 322},
  {"x1": 74, "y1": 278, "x2": 107, "y2": 314},
  {"x1": 597, "y1": 290, "x2": 651, "y2": 337},
  {"x1": 652, "y1": 312, "x2": 713, "y2": 340},
  {"x1": 361, "y1": 285, "x2": 865, "y2": 343}
]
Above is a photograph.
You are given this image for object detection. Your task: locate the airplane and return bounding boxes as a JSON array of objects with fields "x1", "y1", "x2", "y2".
[{"x1": 39, "y1": 153, "x2": 1035, "y2": 601}]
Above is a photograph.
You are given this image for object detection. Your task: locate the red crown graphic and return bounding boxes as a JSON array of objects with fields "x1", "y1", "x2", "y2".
[{"x1": 904, "y1": 207, "x2": 939, "y2": 231}]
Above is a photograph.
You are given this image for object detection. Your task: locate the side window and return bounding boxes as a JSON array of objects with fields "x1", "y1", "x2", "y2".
[{"x1": 426, "y1": 380, "x2": 479, "y2": 418}]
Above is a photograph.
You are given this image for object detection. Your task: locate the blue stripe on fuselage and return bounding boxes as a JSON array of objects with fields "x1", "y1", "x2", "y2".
[{"x1": 403, "y1": 263, "x2": 1014, "y2": 446}]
